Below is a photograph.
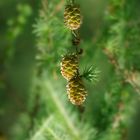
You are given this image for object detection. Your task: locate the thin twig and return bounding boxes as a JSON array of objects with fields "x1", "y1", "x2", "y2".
[{"x1": 103, "y1": 47, "x2": 140, "y2": 95}]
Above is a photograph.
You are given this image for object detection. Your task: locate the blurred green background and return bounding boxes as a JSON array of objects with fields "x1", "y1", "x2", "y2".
[{"x1": 0, "y1": 0, "x2": 140, "y2": 140}]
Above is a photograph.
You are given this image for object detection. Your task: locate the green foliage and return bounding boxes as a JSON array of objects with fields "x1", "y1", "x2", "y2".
[
  {"x1": 33, "y1": 0, "x2": 71, "y2": 73},
  {"x1": 81, "y1": 66, "x2": 100, "y2": 83},
  {"x1": 29, "y1": 78, "x2": 97, "y2": 140},
  {"x1": 7, "y1": 4, "x2": 32, "y2": 39}
]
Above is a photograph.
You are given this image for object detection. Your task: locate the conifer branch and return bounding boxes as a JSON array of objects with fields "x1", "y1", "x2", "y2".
[
  {"x1": 30, "y1": 116, "x2": 53, "y2": 140},
  {"x1": 103, "y1": 0, "x2": 140, "y2": 95},
  {"x1": 104, "y1": 47, "x2": 140, "y2": 95},
  {"x1": 44, "y1": 81, "x2": 80, "y2": 139},
  {"x1": 46, "y1": 127, "x2": 62, "y2": 140}
]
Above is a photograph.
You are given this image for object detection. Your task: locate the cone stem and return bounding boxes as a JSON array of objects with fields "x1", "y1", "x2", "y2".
[{"x1": 71, "y1": 30, "x2": 81, "y2": 54}]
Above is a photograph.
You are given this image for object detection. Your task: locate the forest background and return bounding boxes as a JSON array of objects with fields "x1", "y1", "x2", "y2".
[{"x1": 0, "y1": 0, "x2": 140, "y2": 140}]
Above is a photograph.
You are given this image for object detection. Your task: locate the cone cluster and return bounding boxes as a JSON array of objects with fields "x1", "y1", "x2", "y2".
[
  {"x1": 64, "y1": 4, "x2": 82, "y2": 30},
  {"x1": 60, "y1": 53, "x2": 87, "y2": 105},
  {"x1": 61, "y1": 2, "x2": 87, "y2": 106}
]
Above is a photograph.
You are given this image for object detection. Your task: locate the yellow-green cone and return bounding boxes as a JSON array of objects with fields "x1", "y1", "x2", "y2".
[
  {"x1": 60, "y1": 54, "x2": 79, "y2": 81},
  {"x1": 64, "y1": 4, "x2": 82, "y2": 30},
  {"x1": 66, "y1": 76, "x2": 87, "y2": 105}
]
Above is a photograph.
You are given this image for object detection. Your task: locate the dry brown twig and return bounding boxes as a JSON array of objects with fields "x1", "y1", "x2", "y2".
[{"x1": 103, "y1": 47, "x2": 140, "y2": 95}]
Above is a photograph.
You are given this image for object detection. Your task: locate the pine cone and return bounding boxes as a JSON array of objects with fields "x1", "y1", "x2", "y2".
[
  {"x1": 64, "y1": 4, "x2": 82, "y2": 30},
  {"x1": 66, "y1": 76, "x2": 87, "y2": 105},
  {"x1": 60, "y1": 54, "x2": 79, "y2": 81}
]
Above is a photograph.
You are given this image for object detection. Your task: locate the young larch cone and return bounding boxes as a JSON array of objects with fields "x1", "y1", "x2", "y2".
[
  {"x1": 66, "y1": 75, "x2": 87, "y2": 105},
  {"x1": 60, "y1": 53, "x2": 79, "y2": 81},
  {"x1": 64, "y1": 4, "x2": 82, "y2": 30}
]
